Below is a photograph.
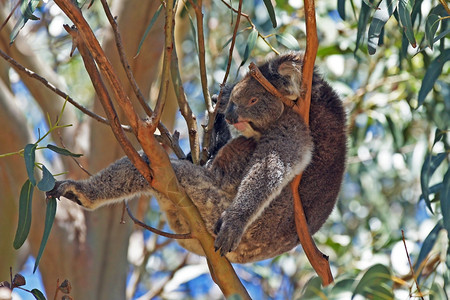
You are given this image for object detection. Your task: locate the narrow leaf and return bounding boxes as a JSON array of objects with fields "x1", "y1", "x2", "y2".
[
  {"x1": 367, "y1": 0, "x2": 399, "y2": 54},
  {"x1": 418, "y1": 49, "x2": 450, "y2": 106},
  {"x1": 275, "y1": 33, "x2": 300, "y2": 50},
  {"x1": 13, "y1": 180, "x2": 34, "y2": 249},
  {"x1": 10, "y1": 0, "x2": 41, "y2": 43},
  {"x1": 262, "y1": 0, "x2": 277, "y2": 28},
  {"x1": 37, "y1": 165, "x2": 55, "y2": 192},
  {"x1": 338, "y1": 0, "x2": 346, "y2": 20},
  {"x1": 136, "y1": 4, "x2": 163, "y2": 56},
  {"x1": 33, "y1": 197, "x2": 57, "y2": 273},
  {"x1": 355, "y1": 0, "x2": 373, "y2": 53},
  {"x1": 420, "y1": 152, "x2": 447, "y2": 212},
  {"x1": 414, "y1": 221, "x2": 443, "y2": 278},
  {"x1": 398, "y1": 0, "x2": 417, "y2": 47},
  {"x1": 425, "y1": 14, "x2": 440, "y2": 49},
  {"x1": 31, "y1": 288, "x2": 46, "y2": 300},
  {"x1": 240, "y1": 29, "x2": 258, "y2": 67},
  {"x1": 221, "y1": 30, "x2": 244, "y2": 50},
  {"x1": 24, "y1": 143, "x2": 37, "y2": 186},
  {"x1": 441, "y1": 168, "x2": 450, "y2": 243},
  {"x1": 189, "y1": 14, "x2": 198, "y2": 54},
  {"x1": 46, "y1": 144, "x2": 83, "y2": 157}
]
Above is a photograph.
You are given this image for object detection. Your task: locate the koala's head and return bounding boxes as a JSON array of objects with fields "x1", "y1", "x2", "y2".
[{"x1": 224, "y1": 52, "x2": 304, "y2": 137}]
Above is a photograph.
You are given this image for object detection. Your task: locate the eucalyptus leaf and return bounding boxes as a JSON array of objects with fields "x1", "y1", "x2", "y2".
[
  {"x1": 355, "y1": 0, "x2": 374, "y2": 53},
  {"x1": 37, "y1": 165, "x2": 55, "y2": 192},
  {"x1": 425, "y1": 14, "x2": 440, "y2": 49},
  {"x1": 31, "y1": 288, "x2": 46, "y2": 300},
  {"x1": 33, "y1": 196, "x2": 57, "y2": 273},
  {"x1": 13, "y1": 180, "x2": 34, "y2": 249},
  {"x1": 398, "y1": 0, "x2": 416, "y2": 48},
  {"x1": 24, "y1": 143, "x2": 37, "y2": 186},
  {"x1": 10, "y1": 0, "x2": 41, "y2": 44},
  {"x1": 136, "y1": 4, "x2": 163, "y2": 56},
  {"x1": 367, "y1": 0, "x2": 399, "y2": 55},
  {"x1": 352, "y1": 264, "x2": 392, "y2": 298},
  {"x1": 338, "y1": 0, "x2": 346, "y2": 20},
  {"x1": 414, "y1": 221, "x2": 443, "y2": 280},
  {"x1": 240, "y1": 29, "x2": 258, "y2": 67},
  {"x1": 46, "y1": 144, "x2": 83, "y2": 157},
  {"x1": 420, "y1": 152, "x2": 447, "y2": 212},
  {"x1": 276, "y1": 33, "x2": 300, "y2": 50},
  {"x1": 441, "y1": 168, "x2": 450, "y2": 244},
  {"x1": 418, "y1": 49, "x2": 450, "y2": 106},
  {"x1": 262, "y1": 0, "x2": 277, "y2": 28}
]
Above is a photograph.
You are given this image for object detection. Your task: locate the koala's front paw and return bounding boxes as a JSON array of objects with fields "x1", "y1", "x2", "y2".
[
  {"x1": 46, "y1": 180, "x2": 83, "y2": 206},
  {"x1": 213, "y1": 211, "x2": 246, "y2": 256}
]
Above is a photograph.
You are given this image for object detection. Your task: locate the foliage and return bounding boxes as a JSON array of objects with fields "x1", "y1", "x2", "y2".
[{"x1": 0, "y1": 0, "x2": 448, "y2": 298}]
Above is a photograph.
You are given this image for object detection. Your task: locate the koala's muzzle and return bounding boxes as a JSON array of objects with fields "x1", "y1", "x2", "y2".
[{"x1": 225, "y1": 101, "x2": 239, "y2": 124}]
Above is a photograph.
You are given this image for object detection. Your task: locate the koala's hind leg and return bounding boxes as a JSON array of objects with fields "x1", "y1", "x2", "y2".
[{"x1": 46, "y1": 154, "x2": 152, "y2": 210}]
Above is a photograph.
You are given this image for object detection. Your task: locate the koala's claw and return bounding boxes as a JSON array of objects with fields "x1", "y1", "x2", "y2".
[
  {"x1": 213, "y1": 213, "x2": 245, "y2": 256},
  {"x1": 45, "y1": 181, "x2": 83, "y2": 206}
]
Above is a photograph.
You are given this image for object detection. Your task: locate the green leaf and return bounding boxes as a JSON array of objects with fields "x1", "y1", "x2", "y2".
[
  {"x1": 33, "y1": 197, "x2": 57, "y2": 273},
  {"x1": 352, "y1": 264, "x2": 392, "y2": 298},
  {"x1": 418, "y1": 49, "x2": 450, "y2": 106},
  {"x1": 301, "y1": 276, "x2": 325, "y2": 299},
  {"x1": 136, "y1": 4, "x2": 163, "y2": 56},
  {"x1": 367, "y1": 0, "x2": 399, "y2": 55},
  {"x1": 425, "y1": 14, "x2": 440, "y2": 49},
  {"x1": 240, "y1": 29, "x2": 258, "y2": 67},
  {"x1": 221, "y1": 30, "x2": 244, "y2": 50},
  {"x1": 37, "y1": 165, "x2": 55, "y2": 192},
  {"x1": 420, "y1": 152, "x2": 447, "y2": 213},
  {"x1": 275, "y1": 33, "x2": 300, "y2": 50},
  {"x1": 189, "y1": 14, "x2": 198, "y2": 54},
  {"x1": 13, "y1": 180, "x2": 34, "y2": 249},
  {"x1": 355, "y1": 0, "x2": 374, "y2": 53},
  {"x1": 430, "y1": 282, "x2": 447, "y2": 300},
  {"x1": 414, "y1": 221, "x2": 443, "y2": 280},
  {"x1": 398, "y1": 0, "x2": 416, "y2": 48},
  {"x1": 46, "y1": 144, "x2": 83, "y2": 157},
  {"x1": 10, "y1": 0, "x2": 41, "y2": 44},
  {"x1": 338, "y1": 0, "x2": 346, "y2": 20},
  {"x1": 262, "y1": 0, "x2": 277, "y2": 28},
  {"x1": 24, "y1": 143, "x2": 37, "y2": 186},
  {"x1": 31, "y1": 288, "x2": 46, "y2": 300},
  {"x1": 441, "y1": 168, "x2": 450, "y2": 244}
]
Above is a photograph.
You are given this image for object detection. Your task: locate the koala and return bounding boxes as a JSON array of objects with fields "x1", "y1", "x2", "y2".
[{"x1": 47, "y1": 52, "x2": 347, "y2": 263}]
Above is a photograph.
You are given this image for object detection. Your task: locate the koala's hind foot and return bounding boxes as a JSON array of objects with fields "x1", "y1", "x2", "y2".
[
  {"x1": 46, "y1": 180, "x2": 88, "y2": 207},
  {"x1": 213, "y1": 209, "x2": 247, "y2": 256}
]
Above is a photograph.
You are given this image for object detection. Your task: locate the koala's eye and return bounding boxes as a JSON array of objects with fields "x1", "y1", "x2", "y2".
[{"x1": 248, "y1": 97, "x2": 258, "y2": 106}]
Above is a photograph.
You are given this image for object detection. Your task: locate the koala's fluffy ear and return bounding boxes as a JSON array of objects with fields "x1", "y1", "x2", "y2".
[{"x1": 278, "y1": 60, "x2": 302, "y2": 100}]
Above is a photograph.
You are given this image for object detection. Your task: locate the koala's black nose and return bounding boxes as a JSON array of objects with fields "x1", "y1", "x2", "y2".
[{"x1": 225, "y1": 102, "x2": 238, "y2": 124}]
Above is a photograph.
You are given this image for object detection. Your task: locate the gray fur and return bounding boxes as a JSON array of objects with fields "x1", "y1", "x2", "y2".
[{"x1": 47, "y1": 52, "x2": 347, "y2": 263}]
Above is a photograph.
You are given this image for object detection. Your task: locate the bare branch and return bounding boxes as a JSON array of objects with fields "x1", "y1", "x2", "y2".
[{"x1": 0, "y1": 48, "x2": 132, "y2": 132}]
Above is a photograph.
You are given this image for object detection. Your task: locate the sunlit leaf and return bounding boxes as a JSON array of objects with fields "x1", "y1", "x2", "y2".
[
  {"x1": 136, "y1": 4, "x2": 163, "y2": 56},
  {"x1": 10, "y1": 0, "x2": 41, "y2": 44},
  {"x1": 355, "y1": 0, "x2": 374, "y2": 53},
  {"x1": 13, "y1": 180, "x2": 34, "y2": 249},
  {"x1": 352, "y1": 264, "x2": 392, "y2": 298},
  {"x1": 338, "y1": 0, "x2": 346, "y2": 20},
  {"x1": 262, "y1": 0, "x2": 277, "y2": 28},
  {"x1": 37, "y1": 165, "x2": 55, "y2": 192},
  {"x1": 398, "y1": 0, "x2": 416, "y2": 48},
  {"x1": 46, "y1": 144, "x2": 83, "y2": 157},
  {"x1": 425, "y1": 14, "x2": 440, "y2": 49},
  {"x1": 31, "y1": 288, "x2": 46, "y2": 300},
  {"x1": 367, "y1": 0, "x2": 399, "y2": 55},
  {"x1": 275, "y1": 33, "x2": 300, "y2": 50},
  {"x1": 33, "y1": 196, "x2": 57, "y2": 273},
  {"x1": 24, "y1": 143, "x2": 37, "y2": 186},
  {"x1": 418, "y1": 49, "x2": 450, "y2": 106},
  {"x1": 420, "y1": 152, "x2": 447, "y2": 213},
  {"x1": 414, "y1": 221, "x2": 443, "y2": 280}
]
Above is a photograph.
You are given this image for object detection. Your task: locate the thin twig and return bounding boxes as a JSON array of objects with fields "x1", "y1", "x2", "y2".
[
  {"x1": 126, "y1": 202, "x2": 192, "y2": 239},
  {"x1": 0, "y1": 48, "x2": 132, "y2": 132},
  {"x1": 0, "y1": 0, "x2": 21, "y2": 33},
  {"x1": 58, "y1": 132, "x2": 92, "y2": 176},
  {"x1": 401, "y1": 230, "x2": 424, "y2": 300},
  {"x1": 200, "y1": 0, "x2": 243, "y2": 164}
]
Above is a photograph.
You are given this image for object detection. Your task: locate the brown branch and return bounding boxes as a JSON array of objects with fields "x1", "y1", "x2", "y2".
[
  {"x1": 401, "y1": 230, "x2": 424, "y2": 300},
  {"x1": 126, "y1": 202, "x2": 192, "y2": 240},
  {"x1": 171, "y1": 41, "x2": 200, "y2": 164},
  {"x1": 291, "y1": 0, "x2": 333, "y2": 286},
  {"x1": 0, "y1": 48, "x2": 132, "y2": 132}
]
